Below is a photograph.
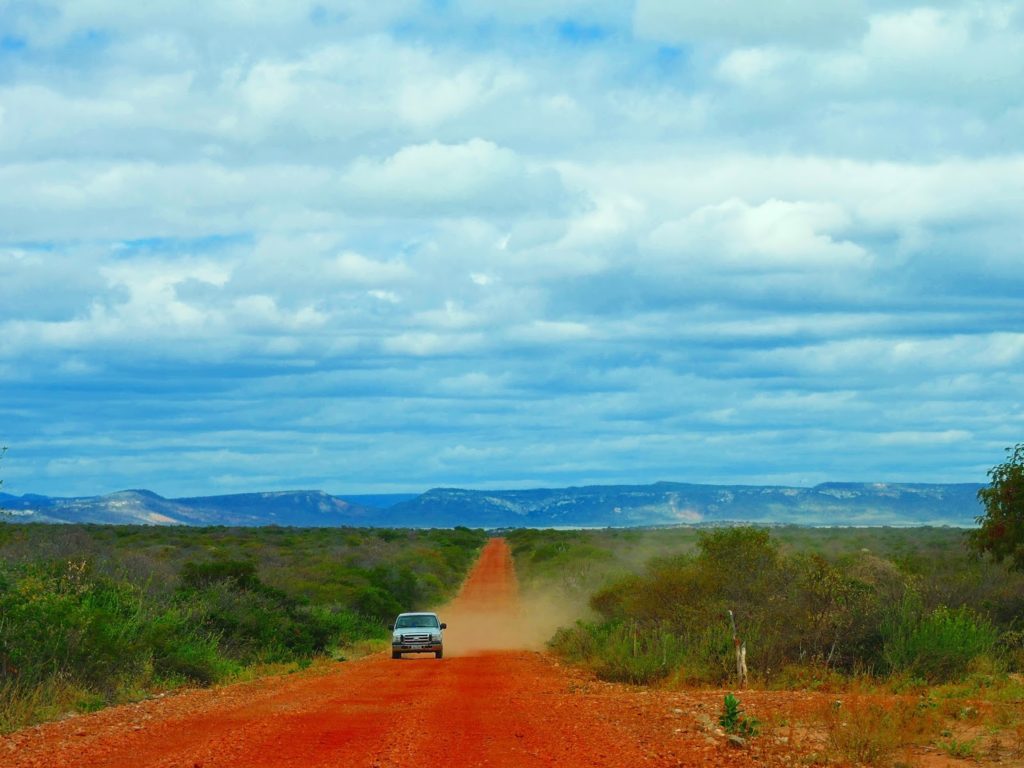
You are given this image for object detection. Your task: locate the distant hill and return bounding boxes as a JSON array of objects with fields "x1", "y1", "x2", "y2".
[
  {"x1": 0, "y1": 489, "x2": 382, "y2": 527},
  {"x1": 385, "y1": 482, "x2": 984, "y2": 528},
  {"x1": 0, "y1": 481, "x2": 983, "y2": 528},
  {"x1": 337, "y1": 494, "x2": 420, "y2": 509}
]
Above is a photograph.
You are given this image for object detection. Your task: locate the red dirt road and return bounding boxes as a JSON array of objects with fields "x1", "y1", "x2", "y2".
[{"x1": 3, "y1": 539, "x2": 787, "y2": 768}]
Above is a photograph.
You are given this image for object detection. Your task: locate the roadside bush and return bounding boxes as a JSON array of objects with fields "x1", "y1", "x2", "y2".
[
  {"x1": 143, "y1": 608, "x2": 236, "y2": 685},
  {"x1": 997, "y1": 629, "x2": 1024, "y2": 672},
  {"x1": 180, "y1": 559, "x2": 260, "y2": 590},
  {"x1": 788, "y1": 553, "x2": 891, "y2": 672},
  {"x1": 821, "y1": 694, "x2": 944, "y2": 767},
  {"x1": 589, "y1": 575, "x2": 643, "y2": 621},
  {"x1": 0, "y1": 561, "x2": 149, "y2": 694},
  {"x1": 883, "y1": 600, "x2": 999, "y2": 683},
  {"x1": 367, "y1": 565, "x2": 422, "y2": 610},
  {"x1": 550, "y1": 619, "x2": 735, "y2": 685},
  {"x1": 551, "y1": 620, "x2": 685, "y2": 684},
  {"x1": 583, "y1": 528, "x2": 805, "y2": 680},
  {"x1": 823, "y1": 698, "x2": 909, "y2": 767},
  {"x1": 352, "y1": 585, "x2": 403, "y2": 622},
  {"x1": 178, "y1": 572, "x2": 345, "y2": 663},
  {"x1": 592, "y1": 622, "x2": 687, "y2": 684}
]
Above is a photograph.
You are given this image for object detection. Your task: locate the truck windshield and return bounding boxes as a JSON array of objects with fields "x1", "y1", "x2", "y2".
[{"x1": 395, "y1": 615, "x2": 439, "y2": 629}]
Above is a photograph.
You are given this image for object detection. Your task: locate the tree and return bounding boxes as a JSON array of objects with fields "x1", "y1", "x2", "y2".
[{"x1": 970, "y1": 443, "x2": 1024, "y2": 570}]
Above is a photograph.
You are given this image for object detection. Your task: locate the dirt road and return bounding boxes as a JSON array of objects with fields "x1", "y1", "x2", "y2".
[{"x1": 4, "y1": 539, "x2": 785, "y2": 767}]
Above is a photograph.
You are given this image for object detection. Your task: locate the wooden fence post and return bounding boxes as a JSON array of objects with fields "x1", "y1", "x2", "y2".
[{"x1": 728, "y1": 609, "x2": 748, "y2": 688}]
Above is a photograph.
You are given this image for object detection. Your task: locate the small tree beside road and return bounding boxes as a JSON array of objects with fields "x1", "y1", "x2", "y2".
[{"x1": 970, "y1": 443, "x2": 1024, "y2": 571}]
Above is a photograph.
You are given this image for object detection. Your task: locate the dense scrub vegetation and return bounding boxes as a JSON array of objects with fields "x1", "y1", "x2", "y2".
[
  {"x1": 508, "y1": 526, "x2": 1024, "y2": 687},
  {"x1": 0, "y1": 524, "x2": 486, "y2": 731}
]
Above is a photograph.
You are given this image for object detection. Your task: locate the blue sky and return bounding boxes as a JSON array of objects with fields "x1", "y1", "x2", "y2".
[{"x1": 1, "y1": 0, "x2": 1022, "y2": 497}]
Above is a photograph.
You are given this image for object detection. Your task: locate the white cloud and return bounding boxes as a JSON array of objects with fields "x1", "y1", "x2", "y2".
[
  {"x1": 716, "y1": 48, "x2": 788, "y2": 85},
  {"x1": 231, "y1": 295, "x2": 327, "y2": 332},
  {"x1": 859, "y1": 4, "x2": 1024, "y2": 99},
  {"x1": 436, "y1": 371, "x2": 508, "y2": 396},
  {"x1": 875, "y1": 430, "x2": 973, "y2": 446},
  {"x1": 761, "y1": 333, "x2": 1024, "y2": 377},
  {"x1": 706, "y1": 3, "x2": 1024, "y2": 113},
  {"x1": 396, "y1": 64, "x2": 527, "y2": 128},
  {"x1": 340, "y1": 139, "x2": 567, "y2": 215},
  {"x1": 381, "y1": 330, "x2": 485, "y2": 356},
  {"x1": 646, "y1": 198, "x2": 869, "y2": 272},
  {"x1": 509, "y1": 320, "x2": 592, "y2": 344},
  {"x1": 329, "y1": 252, "x2": 412, "y2": 284},
  {"x1": 565, "y1": 154, "x2": 1024, "y2": 261},
  {"x1": 368, "y1": 289, "x2": 400, "y2": 303},
  {"x1": 0, "y1": 161, "x2": 337, "y2": 240}
]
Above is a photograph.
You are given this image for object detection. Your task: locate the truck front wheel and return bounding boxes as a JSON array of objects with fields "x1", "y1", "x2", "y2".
[
  {"x1": 435, "y1": 650, "x2": 443, "y2": 659},
  {"x1": 392, "y1": 651, "x2": 401, "y2": 659}
]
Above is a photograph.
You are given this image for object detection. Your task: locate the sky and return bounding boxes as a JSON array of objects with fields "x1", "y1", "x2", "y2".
[{"x1": 1, "y1": 0, "x2": 1023, "y2": 498}]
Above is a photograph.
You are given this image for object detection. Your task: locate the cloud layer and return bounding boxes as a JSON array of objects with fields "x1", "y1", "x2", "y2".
[{"x1": 1, "y1": 0, "x2": 1022, "y2": 496}]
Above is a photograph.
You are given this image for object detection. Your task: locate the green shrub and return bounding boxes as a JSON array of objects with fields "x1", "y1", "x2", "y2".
[
  {"x1": 549, "y1": 619, "x2": 734, "y2": 685},
  {"x1": 183, "y1": 584, "x2": 303, "y2": 663},
  {"x1": 998, "y1": 629, "x2": 1024, "y2": 672},
  {"x1": 0, "y1": 561, "x2": 149, "y2": 694},
  {"x1": 883, "y1": 601, "x2": 999, "y2": 683},
  {"x1": 719, "y1": 693, "x2": 760, "y2": 737},
  {"x1": 367, "y1": 565, "x2": 422, "y2": 610},
  {"x1": 697, "y1": 527, "x2": 779, "y2": 575},
  {"x1": 587, "y1": 621, "x2": 685, "y2": 684},
  {"x1": 589, "y1": 575, "x2": 643, "y2": 621},
  {"x1": 549, "y1": 622, "x2": 599, "y2": 661},
  {"x1": 593, "y1": 622, "x2": 685, "y2": 684},
  {"x1": 352, "y1": 585, "x2": 403, "y2": 622},
  {"x1": 180, "y1": 559, "x2": 260, "y2": 590},
  {"x1": 144, "y1": 608, "x2": 235, "y2": 685}
]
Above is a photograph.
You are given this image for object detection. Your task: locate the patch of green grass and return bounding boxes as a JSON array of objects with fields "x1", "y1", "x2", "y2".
[
  {"x1": 938, "y1": 735, "x2": 980, "y2": 759},
  {"x1": 883, "y1": 601, "x2": 999, "y2": 683}
]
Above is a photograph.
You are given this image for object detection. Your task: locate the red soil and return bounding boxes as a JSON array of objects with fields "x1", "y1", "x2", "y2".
[{"x1": 3, "y1": 538, "x2": 975, "y2": 767}]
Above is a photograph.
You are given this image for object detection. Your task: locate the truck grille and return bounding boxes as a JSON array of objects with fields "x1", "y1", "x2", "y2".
[{"x1": 400, "y1": 633, "x2": 432, "y2": 644}]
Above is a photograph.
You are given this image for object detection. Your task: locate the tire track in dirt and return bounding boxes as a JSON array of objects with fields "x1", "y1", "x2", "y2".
[{"x1": 2, "y1": 538, "x2": 783, "y2": 768}]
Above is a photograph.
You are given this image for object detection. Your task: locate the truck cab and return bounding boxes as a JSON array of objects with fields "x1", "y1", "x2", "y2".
[{"x1": 389, "y1": 612, "x2": 446, "y2": 659}]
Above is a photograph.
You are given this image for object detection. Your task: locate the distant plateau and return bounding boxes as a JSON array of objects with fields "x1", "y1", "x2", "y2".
[{"x1": 0, "y1": 481, "x2": 983, "y2": 528}]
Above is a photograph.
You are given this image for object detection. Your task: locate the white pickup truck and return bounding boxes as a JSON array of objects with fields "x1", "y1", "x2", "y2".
[{"x1": 389, "y1": 612, "x2": 447, "y2": 659}]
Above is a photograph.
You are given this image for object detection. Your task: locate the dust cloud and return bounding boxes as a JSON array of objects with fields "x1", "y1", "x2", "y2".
[
  {"x1": 439, "y1": 589, "x2": 583, "y2": 656},
  {"x1": 433, "y1": 538, "x2": 589, "y2": 657}
]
